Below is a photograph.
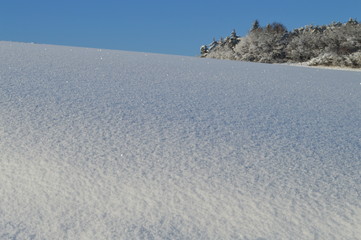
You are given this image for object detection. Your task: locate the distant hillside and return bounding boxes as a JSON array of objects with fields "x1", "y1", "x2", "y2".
[{"x1": 201, "y1": 18, "x2": 361, "y2": 68}]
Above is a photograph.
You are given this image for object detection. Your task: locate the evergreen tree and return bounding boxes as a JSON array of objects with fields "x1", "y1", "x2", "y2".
[{"x1": 251, "y1": 20, "x2": 260, "y2": 31}]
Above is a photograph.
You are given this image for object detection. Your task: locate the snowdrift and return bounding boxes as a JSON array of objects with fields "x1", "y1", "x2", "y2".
[{"x1": 0, "y1": 41, "x2": 360, "y2": 239}]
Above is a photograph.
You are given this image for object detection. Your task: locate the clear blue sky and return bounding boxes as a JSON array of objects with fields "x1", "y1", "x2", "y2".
[{"x1": 1, "y1": 0, "x2": 360, "y2": 56}]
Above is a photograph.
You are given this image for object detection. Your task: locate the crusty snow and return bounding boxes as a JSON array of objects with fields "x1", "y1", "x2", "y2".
[{"x1": 0, "y1": 41, "x2": 360, "y2": 240}]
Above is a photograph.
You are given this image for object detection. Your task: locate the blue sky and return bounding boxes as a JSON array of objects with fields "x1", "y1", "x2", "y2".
[{"x1": 1, "y1": 0, "x2": 360, "y2": 56}]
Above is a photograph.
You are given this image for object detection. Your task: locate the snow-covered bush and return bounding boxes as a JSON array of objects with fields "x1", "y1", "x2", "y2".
[
  {"x1": 308, "y1": 53, "x2": 339, "y2": 66},
  {"x1": 348, "y1": 51, "x2": 361, "y2": 67},
  {"x1": 206, "y1": 44, "x2": 237, "y2": 60},
  {"x1": 308, "y1": 51, "x2": 361, "y2": 68}
]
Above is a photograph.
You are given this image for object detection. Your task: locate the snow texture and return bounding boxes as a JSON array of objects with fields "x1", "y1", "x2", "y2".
[{"x1": 0, "y1": 41, "x2": 360, "y2": 239}]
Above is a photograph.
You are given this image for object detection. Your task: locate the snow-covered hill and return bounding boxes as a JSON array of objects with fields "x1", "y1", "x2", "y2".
[{"x1": 1, "y1": 41, "x2": 360, "y2": 239}]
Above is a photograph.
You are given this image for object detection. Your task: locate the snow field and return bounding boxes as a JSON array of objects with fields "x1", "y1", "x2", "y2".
[{"x1": 0, "y1": 41, "x2": 360, "y2": 239}]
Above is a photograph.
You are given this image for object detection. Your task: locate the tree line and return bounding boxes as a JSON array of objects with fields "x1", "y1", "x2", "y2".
[{"x1": 200, "y1": 18, "x2": 361, "y2": 68}]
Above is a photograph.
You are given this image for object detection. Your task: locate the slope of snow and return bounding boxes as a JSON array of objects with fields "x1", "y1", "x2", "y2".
[{"x1": 0, "y1": 41, "x2": 360, "y2": 239}]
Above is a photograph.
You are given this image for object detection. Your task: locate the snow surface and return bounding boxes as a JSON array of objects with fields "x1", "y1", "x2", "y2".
[{"x1": 0, "y1": 41, "x2": 360, "y2": 240}]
